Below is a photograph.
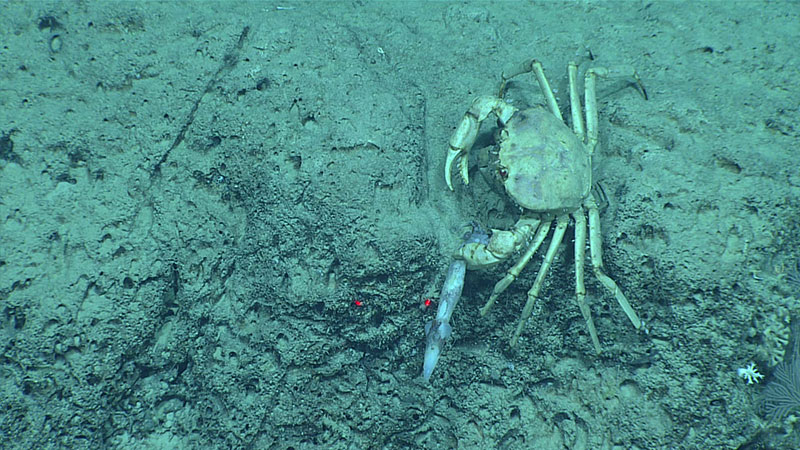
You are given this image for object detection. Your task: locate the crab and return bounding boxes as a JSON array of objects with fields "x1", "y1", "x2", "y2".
[{"x1": 445, "y1": 59, "x2": 645, "y2": 351}]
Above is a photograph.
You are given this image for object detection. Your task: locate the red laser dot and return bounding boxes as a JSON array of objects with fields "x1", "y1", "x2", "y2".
[
  {"x1": 354, "y1": 300, "x2": 363, "y2": 307},
  {"x1": 424, "y1": 298, "x2": 432, "y2": 307}
]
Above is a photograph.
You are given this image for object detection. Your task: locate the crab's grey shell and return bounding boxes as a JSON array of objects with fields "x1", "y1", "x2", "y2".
[{"x1": 497, "y1": 108, "x2": 591, "y2": 213}]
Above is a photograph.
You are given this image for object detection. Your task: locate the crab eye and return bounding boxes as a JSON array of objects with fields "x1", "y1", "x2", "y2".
[{"x1": 498, "y1": 167, "x2": 508, "y2": 180}]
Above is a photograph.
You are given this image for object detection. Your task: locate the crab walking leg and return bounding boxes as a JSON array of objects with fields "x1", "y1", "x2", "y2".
[
  {"x1": 573, "y1": 209, "x2": 601, "y2": 353},
  {"x1": 510, "y1": 215, "x2": 569, "y2": 347},
  {"x1": 568, "y1": 62, "x2": 586, "y2": 140},
  {"x1": 445, "y1": 96, "x2": 517, "y2": 190},
  {"x1": 585, "y1": 66, "x2": 648, "y2": 155},
  {"x1": 586, "y1": 196, "x2": 642, "y2": 330},
  {"x1": 585, "y1": 68, "x2": 600, "y2": 156},
  {"x1": 480, "y1": 219, "x2": 549, "y2": 316},
  {"x1": 499, "y1": 59, "x2": 563, "y2": 121}
]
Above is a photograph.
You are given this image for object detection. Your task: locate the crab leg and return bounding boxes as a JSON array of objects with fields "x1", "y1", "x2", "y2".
[
  {"x1": 499, "y1": 59, "x2": 562, "y2": 121},
  {"x1": 584, "y1": 66, "x2": 647, "y2": 155},
  {"x1": 586, "y1": 196, "x2": 642, "y2": 330},
  {"x1": 510, "y1": 215, "x2": 569, "y2": 347},
  {"x1": 479, "y1": 219, "x2": 548, "y2": 316},
  {"x1": 573, "y1": 209, "x2": 601, "y2": 353},
  {"x1": 568, "y1": 62, "x2": 586, "y2": 141}
]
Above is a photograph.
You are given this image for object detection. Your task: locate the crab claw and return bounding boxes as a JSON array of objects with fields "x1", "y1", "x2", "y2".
[
  {"x1": 445, "y1": 147, "x2": 470, "y2": 191},
  {"x1": 445, "y1": 113, "x2": 480, "y2": 190},
  {"x1": 445, "y1": 96, "x2": 517, "y2": 191}
]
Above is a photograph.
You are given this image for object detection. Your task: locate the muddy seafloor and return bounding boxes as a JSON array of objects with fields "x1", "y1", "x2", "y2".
[{"x1": 1, "y1": 1, "x2": 799, "y2": 448}]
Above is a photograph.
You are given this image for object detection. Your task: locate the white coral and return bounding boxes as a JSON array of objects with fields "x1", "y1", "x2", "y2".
[{"x1": 738, "y1": 362, "x2": 764, "y2": 385}]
